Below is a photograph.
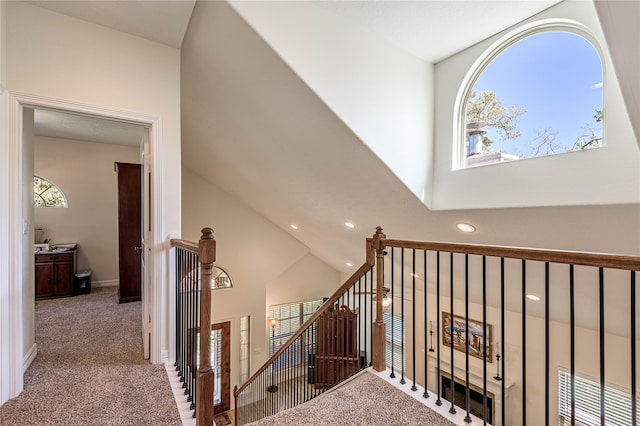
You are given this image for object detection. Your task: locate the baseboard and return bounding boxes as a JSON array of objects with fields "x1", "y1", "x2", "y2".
[
  {"x1": 23, "y1": 343, "x2": 37, "y2": 372},
  {"x1": 92, "y1": 280, "x2": 118, "y2": 288},
  {"x1": 161, "y1": 350, "x2": 169, "y2": 364}
]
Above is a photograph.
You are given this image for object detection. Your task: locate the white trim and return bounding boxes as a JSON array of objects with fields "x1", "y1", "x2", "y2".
[
  {"x1": 165, "y1": 363, "x2": 196, "y2": 425},
  {"x1": 22, "y1": 343, "x2": 37, "y2": 372},
  {"x1": 0, "y1": 86, "x2": 11, "y2": 405},
  {"x1": 149, "y1": 116, "x2": 165, "y2": 364},
  {"x1": 8, "y1": 94, "x2": 24, "y2": 399},
  {"x1": 5, "y1": 92, "x2": 167, "y2": 403},
  {"x1": 168, "y1": 232, "x2": 180, "y2": 364}
]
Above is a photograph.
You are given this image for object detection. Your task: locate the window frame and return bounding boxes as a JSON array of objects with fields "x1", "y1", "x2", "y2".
[
  {"x1": 268, "y1": 298, "x2": 324, "y2": 371},
  {"x1": 33, "y1": 175, "x2": 68, "y2": 208},
  {"x1": 382, "y1": 311, "x2": 405, "y2": 372},
  {"x1": 454, "y1": 19, "x2": 606, "y2": 170},
  {"x1": 558, "y1": 369, "x2": 636, "y2": 426}
]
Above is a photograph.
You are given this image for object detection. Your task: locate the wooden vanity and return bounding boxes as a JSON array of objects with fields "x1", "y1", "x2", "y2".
[{"x1": 35, "y1": 250, "x2": 77, "y2": 300}]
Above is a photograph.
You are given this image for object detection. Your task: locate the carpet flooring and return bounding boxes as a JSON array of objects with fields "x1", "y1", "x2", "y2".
[
  {"x1": 247, "y1": 371, "x2": 456, "y2": 426},
  {"x1": 0, "y1": 287, "x2": 182, "y2": 426}
]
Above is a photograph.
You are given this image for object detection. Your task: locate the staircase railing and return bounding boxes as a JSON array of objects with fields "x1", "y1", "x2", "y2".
[
  {"x1": 234, "y1": 227, "x2": 640, "y2": 426},
  {"x1": 233, "y1": 230, "x2": 384, "y2": 425},
  {"x1": 171, "y1": 228, "x2": 216, "y2": 426},
  {"x1": 376, "y1": 233, "x2": 639, "y2": 426}
]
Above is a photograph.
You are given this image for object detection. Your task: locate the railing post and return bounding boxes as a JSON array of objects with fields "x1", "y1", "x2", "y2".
[
  {"x1": 372, "y1": 226, "x2": 386, "y2": 372},
  {"x1": 197, "y1": 228, "x2": 215, "y2": 426}
]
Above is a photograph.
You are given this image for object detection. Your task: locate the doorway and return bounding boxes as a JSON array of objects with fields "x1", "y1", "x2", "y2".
[
  {"x1": 30, "y1": 111, "x2": 150, "y2": 351},
  {"x1": 4, "y1": 93, "x2": 164, "y2": 403}
]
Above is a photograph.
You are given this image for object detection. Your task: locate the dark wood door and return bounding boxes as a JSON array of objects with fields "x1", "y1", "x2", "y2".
[
  {"x1": 186, "y1": 321, "x2": 231, "y2": 414},
  {"x1": 115, "y1": 162, "x2": 142, "y2": 303},
  {"x1": 211, "y1": 321, "x2": 231, "y2": 414}
]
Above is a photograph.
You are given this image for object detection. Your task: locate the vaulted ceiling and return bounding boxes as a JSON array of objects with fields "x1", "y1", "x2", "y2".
[{"x1": 27, "y1": 0, "x2": 640, "y2": 275}]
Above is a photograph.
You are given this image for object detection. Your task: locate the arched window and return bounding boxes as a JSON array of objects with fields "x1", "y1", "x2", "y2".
[
  {"x1": 461, "y1": 23, "x2": 604, "y2": 168},
  {"x1": 34, "y1": 176, "x2": 67, "y2": 207}
]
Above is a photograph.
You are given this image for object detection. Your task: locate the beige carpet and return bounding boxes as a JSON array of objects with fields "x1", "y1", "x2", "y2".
[
  {"x1": 0, "y1": 287, "x2": 182, "y2": 425},
  {"x1": 247, "y1": 371, "x2": 456, "y2": 426}
]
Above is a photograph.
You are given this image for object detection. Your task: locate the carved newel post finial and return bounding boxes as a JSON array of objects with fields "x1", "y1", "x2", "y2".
[
  {"x1": 201, "y1": 227, "x2": 214, "y2": 240},
  {"x1": 199, "y1": 228, "x2": 216, "y2": 265}
]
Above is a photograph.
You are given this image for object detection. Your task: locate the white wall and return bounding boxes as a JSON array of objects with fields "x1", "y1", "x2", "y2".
[
  {"x1": 34, "y1": 136, "x2": 140, "y2": 285},
  {"x1": 5, "y1": 0, "x2": 181, "y2": 373},
  {"x1": 182, "y1": 168, "x2": 341, "y2": 393},
  {"x1": 266, "y1": 253, "x2": 340, "y2": 308},
  {"x1": 594, "y1": 1, "x2": 640, "y2": 145},
  {"x1": 229, "y1": 0, "x2": 434, "y2": 203},
  {"x1": 433, "y1": 0, "x2": 640, "y2": 210},
  {"x1": 0, "y1": 0, "x2": 6, "y2": 88}
]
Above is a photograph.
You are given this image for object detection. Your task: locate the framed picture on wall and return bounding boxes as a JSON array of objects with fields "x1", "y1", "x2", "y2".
[{"x1": 442, "y1": 312, "x2": 492, "y2": 362}]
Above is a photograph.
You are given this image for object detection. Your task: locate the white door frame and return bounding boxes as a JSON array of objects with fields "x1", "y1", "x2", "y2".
[
  {"x1": 2, "y1": 92, "x2": 166, "y2": 401},
  {"x1": 0, "y1": 86, "x2": 13, "y2": 406}
]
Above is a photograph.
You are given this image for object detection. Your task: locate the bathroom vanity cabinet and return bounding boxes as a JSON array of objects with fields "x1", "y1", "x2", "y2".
[{"x1": 35, "y1": 250, "x2": 77, "y2": 300}]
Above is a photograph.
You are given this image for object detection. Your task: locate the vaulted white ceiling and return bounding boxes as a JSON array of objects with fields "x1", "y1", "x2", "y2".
[{"x1": 25, "y1": 0, "x2": 639, "y2": 276}]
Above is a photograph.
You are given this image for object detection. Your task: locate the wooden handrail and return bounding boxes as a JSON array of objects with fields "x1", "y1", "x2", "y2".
[
  {"x1": 170, "y1": 238, "x2": 198, "y2": 254},
  {"x1": 384, "y1": 239, "x2": 640, "y2": 271},
  {"x1": 232, "y1": 227, "x2": 640, "y2": 425},
  {"x1": 234, "y1": 258, "x2": 373, "y2": 397}
]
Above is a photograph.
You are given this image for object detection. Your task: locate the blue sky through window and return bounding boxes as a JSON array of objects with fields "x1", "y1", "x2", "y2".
[{"x1": 470, "y1": 31, "x2": 603, "y2": 157}]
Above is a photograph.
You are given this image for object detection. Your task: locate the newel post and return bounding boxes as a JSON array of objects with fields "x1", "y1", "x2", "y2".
[
  {"x1": 371, "y1": 226, "x2": 387, "y2": 372},
  {"x1": 197, "y1": 228, "x2": 215, "y2": 426}
]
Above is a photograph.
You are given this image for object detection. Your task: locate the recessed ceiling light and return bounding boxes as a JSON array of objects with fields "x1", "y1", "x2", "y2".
[
  {"x1": 290, "y1": 224, "x2": 298, "y2": 230},
  {"x1": 410, "y1": 273, "x2": 419, "y2": 278},
  {"x1": 344, "y1": 222, "x2": 355, "y2": 229},
  {"x1": 346, "y1": 262, "x2": 353, "y2": 267},
  {"x1": 456, "y1": 222, "x2": 476, "y2": 233},
  {"x1": 526, "y1": 294, "x2": 541, "y2": 301}
]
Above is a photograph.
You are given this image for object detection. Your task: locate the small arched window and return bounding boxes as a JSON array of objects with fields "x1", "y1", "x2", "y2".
[
  {"x1": 34, "y1": 176, "x2": 68, "y2": 207},
  {"x1": 460, "y1": 23, "x2": 604, "y2": 168}
]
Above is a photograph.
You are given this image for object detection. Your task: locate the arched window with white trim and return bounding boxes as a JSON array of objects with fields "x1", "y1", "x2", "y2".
[
  {"x1": 460, "y1": 24, "x2": 604, "y2": 168},
  {"x1": 34, "y1": 176, "x2": 67, "y2": 207}
]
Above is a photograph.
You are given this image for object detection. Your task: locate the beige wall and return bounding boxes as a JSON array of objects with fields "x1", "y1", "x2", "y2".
[
  {"x1": 6, "y1": 1, "x2": 181, "y2": 237},
  {"x1": 34, "y1": 136, "x2": 140, "y2": 284},
  {"x1": 182, "y1": 167, "x2": 341, "y2": 394}
]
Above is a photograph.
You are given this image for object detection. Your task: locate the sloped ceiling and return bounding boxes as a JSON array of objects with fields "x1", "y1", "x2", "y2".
[
  {"x1": 23, "y1": 0, "x2": 638, "y2": 273},
  {"x1": 314, "y1": 0, "x2": 560, "y2": 63},
  {"x1": 181, "y1": 0, "x2": 640, "y2": 277},
  {"x1": 24, "y1": 0, "x2": 195, "y2": 49}
]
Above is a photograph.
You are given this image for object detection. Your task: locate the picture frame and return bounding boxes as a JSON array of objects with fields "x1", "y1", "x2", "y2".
[{"x1": 442, "y1": 312, "x2": 492, "y2": 362}]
